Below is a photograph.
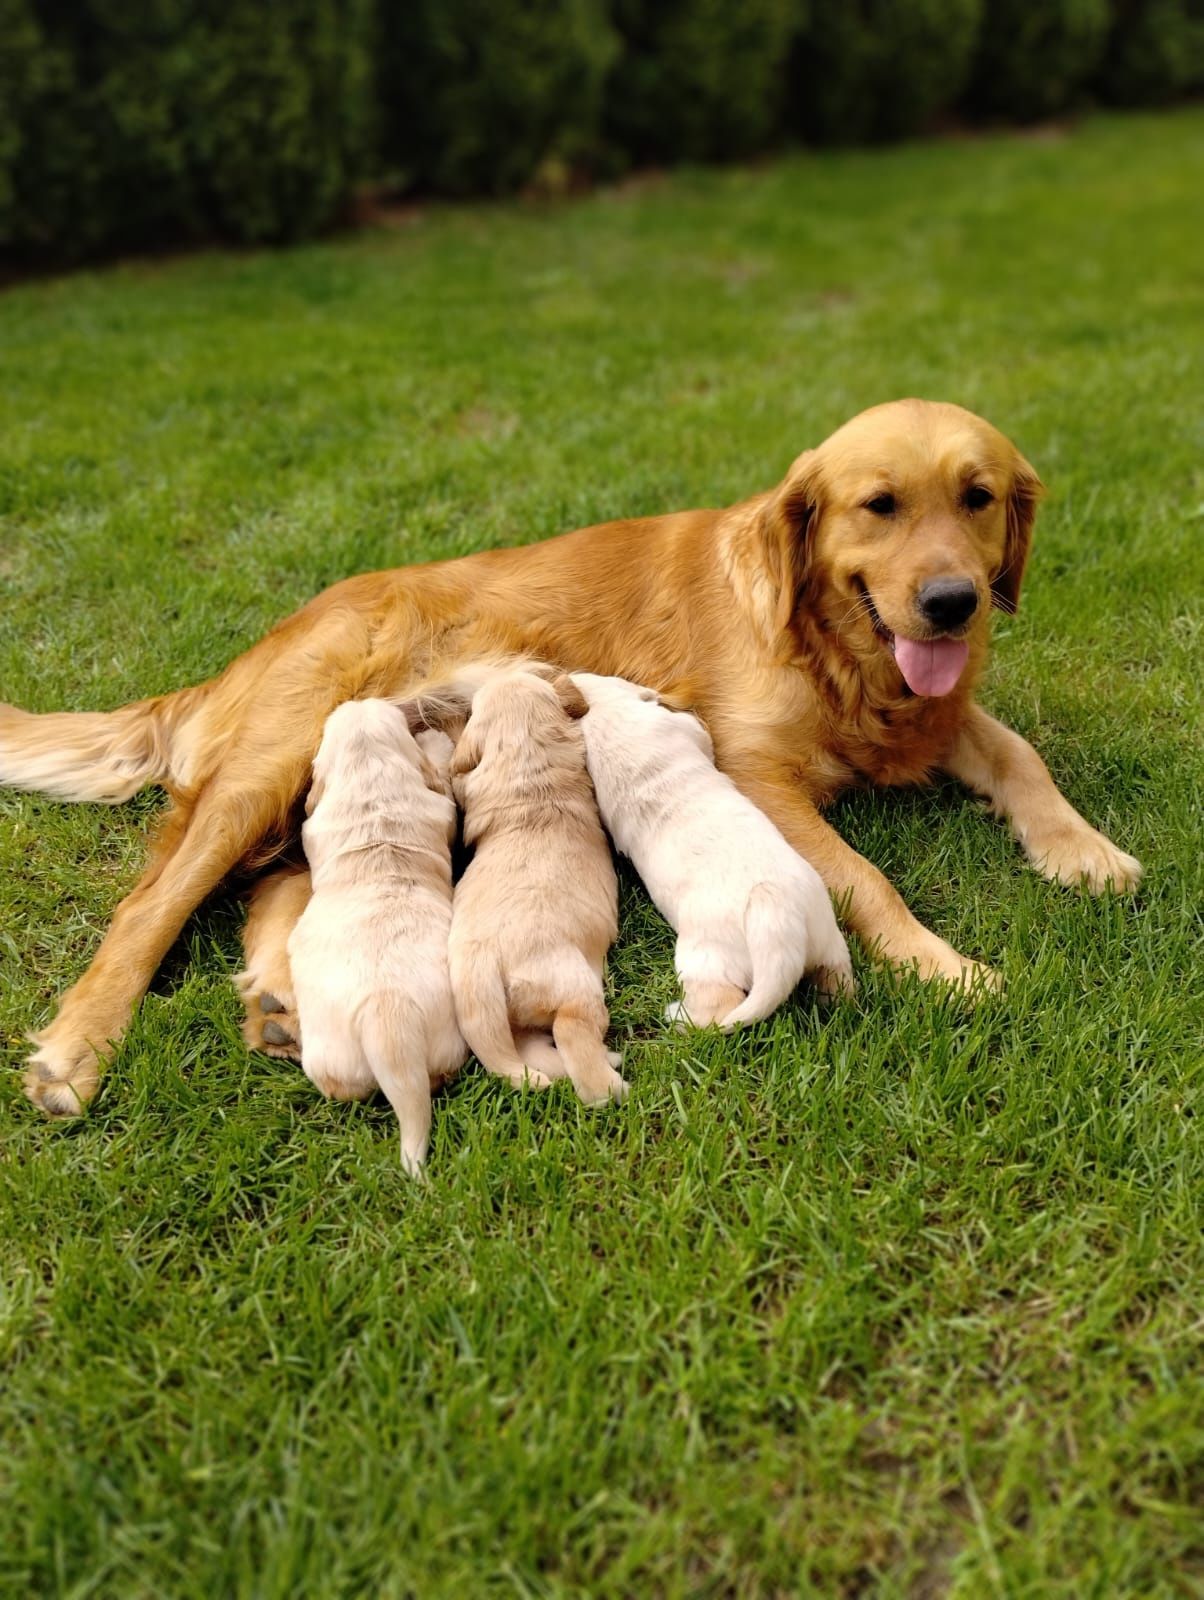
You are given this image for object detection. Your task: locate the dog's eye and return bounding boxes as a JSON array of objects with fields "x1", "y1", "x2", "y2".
[
  {"x1": 964, "y1": 485, "x2": 994, "y2": 511},
  {"x1": 864, "y1": 493, "x2": 896, "y2": 516}
]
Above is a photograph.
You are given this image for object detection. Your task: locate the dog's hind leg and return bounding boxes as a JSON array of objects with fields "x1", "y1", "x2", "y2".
[
  {"x1": 236, "y1": 866, "x2": 312, "y2": 1061},
  {"x1": 26, "y1": 765, "x2": 305, "y2": 1115},
  {"x1": 23, "y1": 689, "x2": 350, "y2": 1117},
  {"x1": 23, "y1": 605, "x2": 380, "y2": 1116}
]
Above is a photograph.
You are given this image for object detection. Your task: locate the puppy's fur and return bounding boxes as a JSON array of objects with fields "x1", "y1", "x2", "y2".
[
  {"x1": 286, "y1": 700, "x2": 464, "y2": 1173},
  {"x1": 572, "y1": 673, "x2": 853, "y2": 1027},
  {"x1": 3, "y1": 400, "x2": 1142, "y2": 1116},
  {"x1": 448, "y1": 668, "x2": 626, "y2": 1106}
]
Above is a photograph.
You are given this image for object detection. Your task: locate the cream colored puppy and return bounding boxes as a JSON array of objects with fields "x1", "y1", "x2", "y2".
[
  {"x1": 288, "y1": 699, "x2": 465, "y2": 1174},
  {"x1": 571, "y1": 673, "x2": 853, "y2": 1028},
  {"x1": 448, "y1": 667, "x2": 626, "y2": 1106}
]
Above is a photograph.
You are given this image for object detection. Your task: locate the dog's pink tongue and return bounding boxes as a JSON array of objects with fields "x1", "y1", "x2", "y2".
[{"x1": 892, "y1": 635, "x2": 970, "y2": 697}]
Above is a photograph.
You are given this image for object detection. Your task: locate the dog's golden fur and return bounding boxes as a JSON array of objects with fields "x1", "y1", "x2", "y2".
[{"x1": 1, "y1": 399, "x2": 1140, "y2": 1115}]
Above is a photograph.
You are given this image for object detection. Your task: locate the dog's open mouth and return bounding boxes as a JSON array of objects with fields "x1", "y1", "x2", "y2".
[{"x1": 856, "y1": 581, "x2": 970, "y2": 699}]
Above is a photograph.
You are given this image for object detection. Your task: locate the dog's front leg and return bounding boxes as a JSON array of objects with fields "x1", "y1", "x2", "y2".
[
  {"x1": 727, "y1": 757, "x2": 996, "y2": 991},
  {"x1": 946, "y1": 706, "x2": 1142, "y2": 893}
]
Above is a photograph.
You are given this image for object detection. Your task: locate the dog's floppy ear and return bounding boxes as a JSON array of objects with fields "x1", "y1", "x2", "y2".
[
  {"x1": 992, "y1": 451, "x2": 1044, "y2": 615},
  {"x1": 552, "y1": 674, "x2": 589, "y2": 719},
  {"x1": 761, "y1": 448, "x2": 825, "y2": 632}
]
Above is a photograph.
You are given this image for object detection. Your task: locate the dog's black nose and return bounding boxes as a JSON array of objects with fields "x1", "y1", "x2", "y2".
[{"x1": 916, "y1": 578, "x2": 978, "y2": 630}]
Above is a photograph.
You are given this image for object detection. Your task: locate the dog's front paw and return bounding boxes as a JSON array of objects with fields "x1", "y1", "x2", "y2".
[
  {"x1": 1029, "y1": 827, "x2": 1143, "y2": 895},
  {"x1": 25, "y1": 1029, "x2": 104, "y2": 1117}
]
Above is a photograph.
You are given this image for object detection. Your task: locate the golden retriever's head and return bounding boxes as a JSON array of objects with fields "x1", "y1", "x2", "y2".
[{"x1": 762, "y1": 400, "x2": 1042, "y2": 698}]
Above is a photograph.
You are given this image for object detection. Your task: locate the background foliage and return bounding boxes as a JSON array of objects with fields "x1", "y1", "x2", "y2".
[{"x1": 0, "y1": 0, "x2": 1199, "y2": 263}]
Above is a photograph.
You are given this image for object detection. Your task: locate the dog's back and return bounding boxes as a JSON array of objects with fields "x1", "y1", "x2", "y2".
[{"x1": 288, "y1": 702, "x2": 464, "y2": 1169}]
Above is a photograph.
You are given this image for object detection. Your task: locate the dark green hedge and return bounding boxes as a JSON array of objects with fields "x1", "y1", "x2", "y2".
[
  {"x1": 793, "y1": 0, "x2": 984, "y2": 143},
  {"x1": 967, "y1": 0, "x2": 1112, "y2": 121},
  {"x1": 603, "y1": 0, "x2": 797, "y2": 165},
  {"x1": 377, "y1": 0, "x2": 616, "y2": 195},
  {"x1": 1094, "y1": 0, "x2": 1204, "y2": 103},
  {"x1": 0, "y1": 0, "x2": 372, "y2": 263},
  {"x1": 1, "y1": 0, "x2": 1198, "y2": 266}
]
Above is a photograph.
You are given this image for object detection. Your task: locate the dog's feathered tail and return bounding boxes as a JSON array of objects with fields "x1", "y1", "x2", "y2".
[
  {"x1": 0, "y1": 689, "x2": 199, "y2": 803},
  {"x1": 720, "y1": 880, "x2": 853, "y2": 1029}
]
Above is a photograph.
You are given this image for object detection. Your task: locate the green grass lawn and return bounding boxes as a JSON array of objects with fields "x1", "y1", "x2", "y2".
[{"x1": 2, "y1": 108, "x2": 1202, "y2": 1597}]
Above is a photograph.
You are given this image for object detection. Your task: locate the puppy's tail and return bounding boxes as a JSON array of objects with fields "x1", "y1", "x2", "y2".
[
  {"x1": 0, "y1": 688, "x2": 199, "y2": 803},
  {"x1": 719, "y1": 882, "x2": 810, "y2": 1029},
  {"x1": 360, "y1": 1004, "x2": 439, "y2": 1177},
  {"x1": 551, "y1": 1005, "x2": 628, "y2": 1106},
  {"x1": 452, "y1": 952, "x2": 547, "y2": 1090}
]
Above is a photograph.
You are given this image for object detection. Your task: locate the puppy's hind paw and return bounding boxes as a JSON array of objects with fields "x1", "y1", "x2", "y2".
[
  {"x1": 575, "y1": 1065, "x2": 629, "y2": 1108},
  {"x1": 663, "y1": 1000, "x2": 689, "y2": 1031},
  {"x1": 497, "y1": 1065, "x2": 554, "y2": 1091},
  {"x1": 813, "y1": 962, "x2": 856, "y2": 1002}
]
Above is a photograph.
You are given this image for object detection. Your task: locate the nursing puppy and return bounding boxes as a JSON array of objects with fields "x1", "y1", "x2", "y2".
[
  {"x1": 288, "y1": 699, "x2": 465, "y2": 1174},
  {"x1": 573, "y1": 673, "x2": 853, "y2": 1027},
  {"x1": 448, "y1": 667, "x2": 626, "y2": 1106}
]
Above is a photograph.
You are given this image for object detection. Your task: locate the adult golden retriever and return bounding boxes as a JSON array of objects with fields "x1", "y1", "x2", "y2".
[{"x1": 1, "y1": 399, "x2": 1141, "y2": 1115}]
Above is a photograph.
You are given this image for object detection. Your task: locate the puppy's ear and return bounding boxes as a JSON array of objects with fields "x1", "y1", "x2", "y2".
[
  {"x1": 681, "y1": 711, "x2": 715, "y2": 762},
  {"x1": 396, "y1": 698, "x2": 426, "y2": 735},
  {"x1": 552, "y1": 674, "x2": 589, "y2": 719},
  {"x1": 303, "y1": 771, "x2": 326, "y2": 817},
  {"x1": 449, "y1": 724, "x2": 483, "y2": 780},
  {"x1": 420, "y1": 752, "x2": 455, "y2": 802},
  {"x1": 761, "y1": 448, "x2": 825, "y2": 633},
  {"x1": 993, "y1": 451, "x2": 1044, "y2": 615}
]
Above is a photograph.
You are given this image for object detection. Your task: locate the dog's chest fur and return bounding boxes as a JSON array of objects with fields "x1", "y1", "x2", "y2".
[{"x1": 723, "y1": 651, "x2": 970, "y2": 806}]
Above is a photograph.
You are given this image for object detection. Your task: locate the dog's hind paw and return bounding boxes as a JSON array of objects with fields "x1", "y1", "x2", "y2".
[
  {"x1": 240, "y1": 987, "x2": 302, "y2": 1062},
  {"x1": 25, "y1": 1034, "x2": 103, "y2": 1118}
]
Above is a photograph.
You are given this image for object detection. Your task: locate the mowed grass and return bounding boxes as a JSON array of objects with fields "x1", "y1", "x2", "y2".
[{"x1": 1, "y1": 109, "x2": 1202, "y2": 1597}]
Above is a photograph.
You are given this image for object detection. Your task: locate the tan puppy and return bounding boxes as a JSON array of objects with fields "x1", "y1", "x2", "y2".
[
  {"x1": 448, "y1": 668, "x2": 626, "y2": 1106},
  {"x1": 286, "y1": 701, "x2": 465, "y2": 1173}
]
